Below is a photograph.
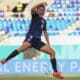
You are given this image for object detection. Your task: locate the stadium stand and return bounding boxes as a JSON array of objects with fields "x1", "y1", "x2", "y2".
[
  {"x1": 0, "y1": 0, "x2": 80, "y2": 60},
  {"x1": 0, "y1": 0, "x2": 80, "y2": 36},
  {"x1": 0, "y1": 0, "x2": 17, "y2": 10}
]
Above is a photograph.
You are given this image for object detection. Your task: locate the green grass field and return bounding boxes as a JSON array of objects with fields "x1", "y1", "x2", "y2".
[{"x1": 0, "y1": 74, "x2": 80, "y2": 80}]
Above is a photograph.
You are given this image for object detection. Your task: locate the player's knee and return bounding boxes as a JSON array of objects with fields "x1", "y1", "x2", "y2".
[
  {"x1": 49, "y1": 50, "x2": 55, "y2": 59},
  {"x1": 17, "y1": 45, "x2": 28, "y2": 52},
  {"x1": 17, "y1": 48, "x2": 25, "y2": 52},
  {"x1": 17, "y1": 49, "x2": 21, "y2": 53}
]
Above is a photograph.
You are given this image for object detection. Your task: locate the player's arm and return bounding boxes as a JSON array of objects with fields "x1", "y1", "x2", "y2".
[
  {"x1": 31, "y1": 2, "x2": 47, "y2": 14},
  {"x1": 43, "y1": 30, "x2": 50, "y2": 46}
]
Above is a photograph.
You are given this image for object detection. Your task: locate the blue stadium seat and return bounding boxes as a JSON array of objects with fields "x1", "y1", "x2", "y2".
[
  {"x1": 0, "y1": 0, "x2": 80, "y2": 36},
  {"x1": 0, "y1": 19, "x2": 4, "y2": 30}
]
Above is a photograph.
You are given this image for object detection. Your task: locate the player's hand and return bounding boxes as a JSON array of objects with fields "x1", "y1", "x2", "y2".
[
  {"x1": 42, "y1": 2, "x2": 47, "y2": 6},
  {"x1": 40, "y1": 2, "x2": 47, "y2": 6}
]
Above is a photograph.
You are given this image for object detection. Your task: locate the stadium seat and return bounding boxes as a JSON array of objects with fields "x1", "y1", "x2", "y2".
[{"x1": 0, "y1": 0, "x2": 80, "y2": 36}]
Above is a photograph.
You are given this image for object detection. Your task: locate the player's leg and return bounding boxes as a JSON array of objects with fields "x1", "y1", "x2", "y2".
[
  {"x1": 40, "y1": 45, "x2": 57, "y2": 71},
  {"x1": 1, "y1": 42, "x2": 31, "y2": 64},
  {"x1": 39, "y1": 45, "x2": 64, "y2": 79},
  {"x1": 31, "y1": 38, "x2": 58, "y2": 72},
  {"x1": 31, "y1": 38, "x2": 63, "y2": 79}
]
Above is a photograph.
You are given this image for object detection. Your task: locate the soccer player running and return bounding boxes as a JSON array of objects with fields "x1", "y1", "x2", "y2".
[{"x1": 1, "y1": 2, "x2": 64, "y2": 79}]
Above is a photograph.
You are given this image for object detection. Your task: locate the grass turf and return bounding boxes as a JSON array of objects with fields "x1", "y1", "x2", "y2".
[{"x1": 0, "y1": 74, "x2": 80, "y2": 80}]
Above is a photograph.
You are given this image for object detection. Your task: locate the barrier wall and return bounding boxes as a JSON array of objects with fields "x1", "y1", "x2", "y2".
[{"x1": 0, "y1": 60, "x2": 80, "y2": 74}]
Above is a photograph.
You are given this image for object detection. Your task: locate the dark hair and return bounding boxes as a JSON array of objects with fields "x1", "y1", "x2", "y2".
[{"x1": 37, "y1": 4, "x2": 45, "y2": 9}]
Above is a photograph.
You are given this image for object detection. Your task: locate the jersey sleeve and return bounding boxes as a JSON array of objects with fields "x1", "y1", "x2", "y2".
[{"x1": 43, "y1": 20, "x2": 47, "y2": 31}]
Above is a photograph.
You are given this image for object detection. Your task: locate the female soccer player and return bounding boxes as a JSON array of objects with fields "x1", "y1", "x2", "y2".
[{"x1": 1, "y1": 2, "x2": 64, "y2": 79}]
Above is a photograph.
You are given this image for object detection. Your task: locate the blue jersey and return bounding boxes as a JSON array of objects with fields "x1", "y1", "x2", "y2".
[{"x1": 27, "y1": 13, "x2": 46, "y2": 38}]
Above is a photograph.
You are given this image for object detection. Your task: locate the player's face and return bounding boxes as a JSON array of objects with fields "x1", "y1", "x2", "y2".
[{"x1": 38, "y1": 7, "x2": 45, "y2": 17}]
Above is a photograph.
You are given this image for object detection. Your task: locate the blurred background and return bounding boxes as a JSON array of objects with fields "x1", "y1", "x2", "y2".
[{"x1": 0, "y1": 0, "x2": 80, "y2": 75}]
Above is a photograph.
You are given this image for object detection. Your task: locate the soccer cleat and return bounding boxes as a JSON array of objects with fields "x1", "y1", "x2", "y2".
[
  {"x1": 1, "y1": 59, "x2": 7, "y2": 64},
  {"x1": 53, "y1": 72, "x2": 64, "y2": 79}
]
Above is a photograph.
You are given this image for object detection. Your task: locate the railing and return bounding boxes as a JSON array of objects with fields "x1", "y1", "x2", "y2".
[
  {"x1": 0, "y1": 10, "x2": 80, "y2": 19},
  {"x1": 0, "y1": 30, "x2": 80, "y2": 45},
  {"x1": 3, "y1": 31, "x2": 80, "y2": 37}
]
